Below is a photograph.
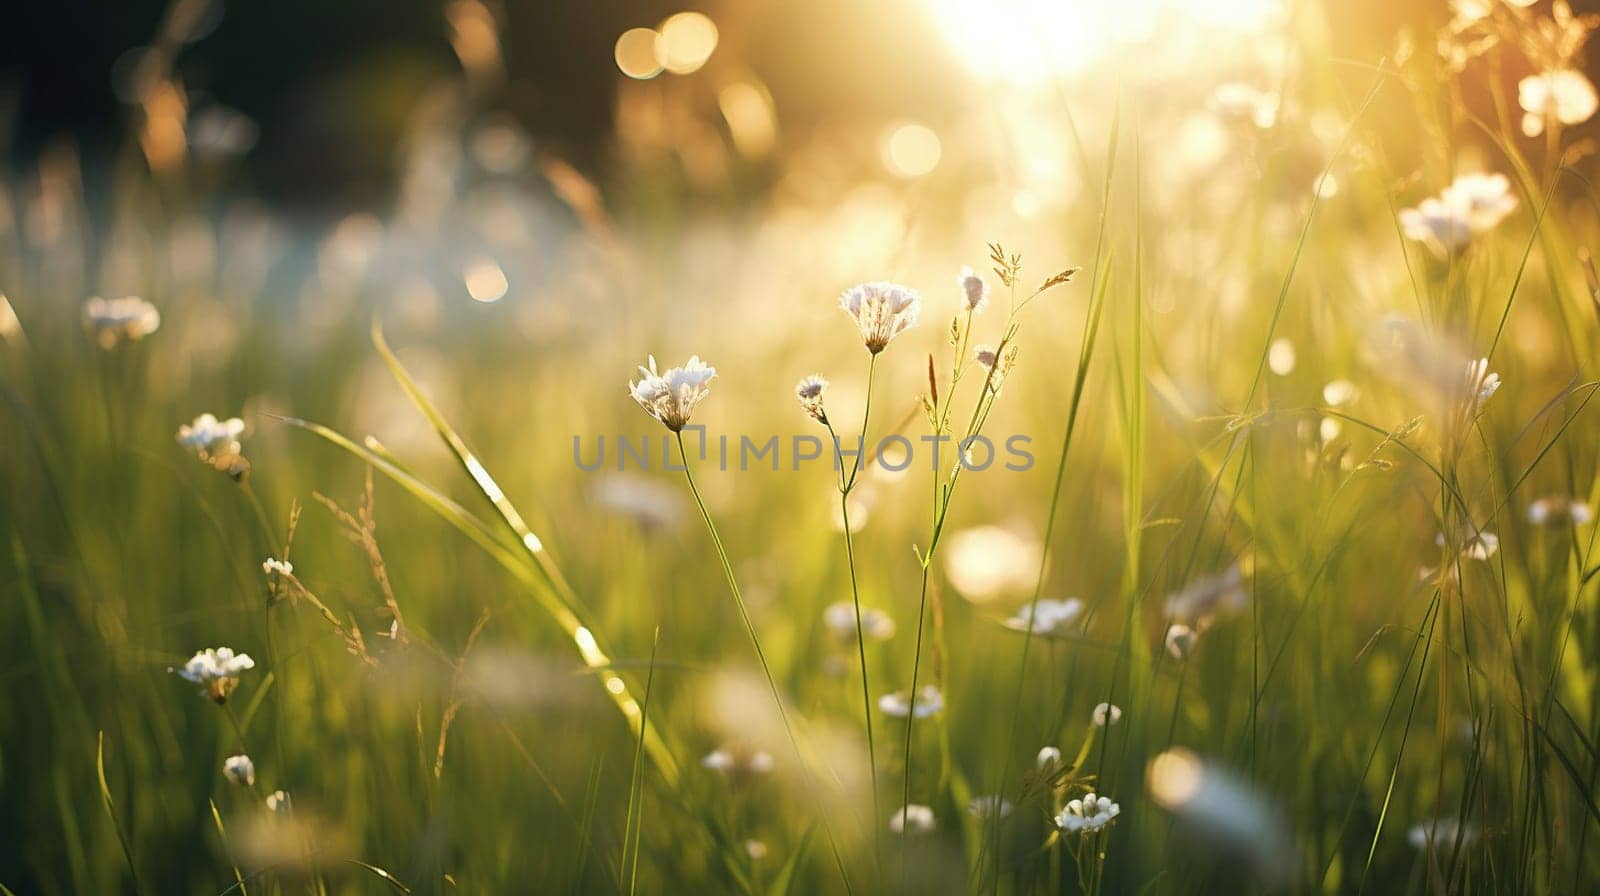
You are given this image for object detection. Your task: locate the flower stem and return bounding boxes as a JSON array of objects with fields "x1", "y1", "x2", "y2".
[
  {"x1": 833, "y1": 352, "x2": 882, "y2": 873},
  {"x1": 676, "y1": 430, "x2": 855, "y2": 892}
]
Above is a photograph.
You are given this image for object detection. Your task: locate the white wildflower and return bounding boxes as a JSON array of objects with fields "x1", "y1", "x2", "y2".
[
  {"x1": 177, "y1": 413, "x2": 245, "y2": 457},
  {"x1": 1463, "y1": 357, "x2": 1500, "y2": 414},
  {"x1": 1163, "y1": 565, "x2": 1248, "y2": 629},
  {"x1": 823, "y1": 601, "x2": 895, "y2": 641},
  {"x1": 890, "y1": 804, "x2": 936, "y2": 834},
  {"x1": 1003, "y1": 598, "x2": 1084, "y2": 637},
  {"x1": 223, "y1": 754, "x2": 255, "y2": 787},
  {"x1": 701, "y1": 745, "x2": 775, "y2": 776},
  {"x1": 796, "y1": 375, "x2": 829, "y2": 425},
  {"x1": 629, "y1": 355, "x2": 715, "y2": 431},
  {"x1": 265, "y1": 790, "x2": 291, "y2": 813},
  {"x1": 1408, "y1": 817, "x2": 1477, "y2": 852},
  {"x1": 1322, "y1": 379, "x2": 1359, "y2": 406},
  {"x1": 959, "y1": 266, "x2": 989, "y2": 313},
  {"x1": 1528, "y1": 496, "x2": 1593, "y2": 526},
  {"x1": 1056, "y1": 792, "x2": 1120, "y2": 834},
  {"x1": 1165, "y1": 623, "x2": 1198, "y2": 660},
  {"x1": 1519, "y1": 69, "x2": 1598, "y2": 137},
  {"x1": 262, "y1": 557, "x2": 294, "y2": 578},
  {"x1": 839, "y1": 282, "x2": 921, "y2": 354},
  {"x1": 1092, "y1": 702, "x2": 1123, "y2": 727},
  {"x1": 968, "y1": 795, "x2": 1013, "y2": 819},
  {"x1": 83, "y1": 296, "x2": 161, "y2": 349},
  {"x1": 878, "y1": 685, "x2": 943, "y2": 718},
  {"x1": 1036, "y1": 746, "x2": 1062, "y2": 770},
  {"x1": 176, "y1": 647, "x2": 256, "y2": 703},
  {"x1": 1438, "y1": 529, "x2": 1499, "y2": 561}
]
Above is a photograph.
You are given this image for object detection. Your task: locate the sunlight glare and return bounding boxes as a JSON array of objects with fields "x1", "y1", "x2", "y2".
[{"x1": 924, "y1": 0, "x2": 1282, "y2": 84}]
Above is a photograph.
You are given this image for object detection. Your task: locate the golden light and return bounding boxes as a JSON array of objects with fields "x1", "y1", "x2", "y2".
[
  {"x1": 718, "y1": 81, "x2": 777, "y2": 158},
  {"x1": 881, "y1": 122, "x2": 942, "y2": 178},
  {"x1": 463, "y1": 257, "x2": 509, "y2": 303},
  {"x1": 656, "y1": 12, "x2": 719, "y2": 75},
  {"x1": 615, "y1": 27, "x2": 664, "y2": 80},
  {"x1": 923, "y1": 0, "x2": 1283, "y2": 84}
]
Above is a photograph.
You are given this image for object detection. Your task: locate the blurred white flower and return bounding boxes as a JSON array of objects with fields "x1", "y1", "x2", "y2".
[
  {"x1": 796, "y1": 375, "x2": 830, "y2": 425},
  {"x1": 1438, "y1": 529, "x2": 1499, "y2": 561},
  {"x1": 889, "y1": 804, "x2": 936, "y2": 834},
  {"x1": 701, "y1": 744, "x2": 775, "y2": 776},
  {"x1": 265, "y1": 790, "x2": 291, "y2": 813},
  {"x1": 83, "y1": 296, "x2": 161, "y2": 349},
  {"x1": 1528, "y1": 496, "x2": 1594, "y2": 526},
  {"x1": 593, "y1": 474, "x2": 685, "y2": 529},
  {"x1": 176, "y1": 647, "x2": 256, "y2": 703},
  {"x1": 1443, "y1": 174, "x2": 1519, "y2": 233},
  {"x1": 1408, "y1": 817, "x2": 1477, "y2": 851},
  {"x1": 1056, "y1": 792, "x2": 1120, "y2": 834},
  {"x1": 1208, "y1": 83, "x2": 1278, "y2": 129},
  {"x1": 1163, "y1": 565, "x2": 1248, "y2": 629},
  {"x1": 223, "y1": 754, "x2": 255, "y2": 787},
  {"x1": 1401, "y1": 173, "x2": 1516, "y2": 255},
  {"x1": 1092, "y1": 703, "x2": 1123, "y2": 727},
  {"x1": 974, "y1": 344, "x2": 998, "y2": 370},
  {"x1": 959, "y1": 266, "x2": 990, "y2": 313},
  {"x1": 629, "y1": 355, "x2": 715, "y2": 431},
  {"x1": 744, "y1": 840, "x2": 768, "y2": 861},
  {"x1": 1519, "y1": 69, "x2": 1598, "y2": 137},
  {"x1": 1165, "y1": 623, "x2": 1198, "y2": 660},
  {"x1": 878, "y1": 685, "x2": 943, "y2": 718},
  {"x1": 1036, "y1": 746, "x2": 1062, "y2": 770},
  {"x1": 1004, "y1": 598, "x2": 1083, "y2": 637},
  {"x1": 262, "y1": 557, "x2": 293, "y2": 578},
  {"x1": 177, "y1": 414, "x2": 245, "y2": 457},
  {"x1": 1463, "y1": 357, "x2": 1500, "y2": 415},
  {"x1": 968, "y1": 795, "x2": 1013, "y2": 819},
  {"x1": 823, "y1": 601, "x2": 895, "y2": 641},
  {"x1": 839, "y1": 281, "x2": 921, "y2": 354}
]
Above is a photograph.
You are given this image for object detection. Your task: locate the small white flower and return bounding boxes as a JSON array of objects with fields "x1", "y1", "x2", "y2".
[
  {"x1": 1209, "y1": 82, "x2": 1278, "y2": 129},
  {"x1": 1164, "y1": 624, "x2": 1197, "y2": 660},
  {"x1": 796, "y1": 375, "x2": 829, "y2": 425},
  {"x1": 968, "y1": 795, "x2": 1013, "y2": 820},
  {"x1": 177, "y1": 414, "x2": 246, "y2": 457},
  {"x1": 1056, "y1": 792, "x2": 1120, "y2": 834},
  {"x1": 974, "y1": 344, "x2": 998, "y2": 370},
  {"x1": 176, "y1": 647, "x2": 256, "y2": 703},
  {"x1": 701, "y1": 745, "x2": 775, "y2": 776},
  {"x1": 959, "y1": 266, "x2": 990, "y2": 313},
  {"x1": 83, "y1": 296, "x2": 161, "y2": 349},
  {"x1": 629, "y1": 355, "x2": 716, "y2": 431},
  {"x1": 1036, "y1": 746, "x2": 1062, "y2": 770},
  {"x1": 1091, "y1": 703, "x2": 1123, "y2": 727},
  {"x1": 1408, "y1": 817, "x2": 1476, "y2": 851},
  {"x1": 1400, "y1": 196, "x2": 1473, "y2": 254},
  {"x1": 822, "y1": 601, "x2": 895, "y2": 641},
  {"x1": 1004, "y1": 598, "x2": 1083, "y2": 637},
  {"x1": 1401, "y1": 174, "x2": 1516, "y2": 255},
  {"x1": 1528, "y1": 496, "x2": 1594, "y2": 526},
  {"x1": 878, "y1": 685, "x2": 943, "y2": 718},
  {"x1": 223, "y1": 754, "x2": 255, "y2": 787},
  {"x1": 262, "y1": 557, "x2": 294, "y2": 578},
  {"x1": 1164, "y1": 565, "x2": 1248, "y2": 628},
  {"x1": 839, "y1": 281, "x2": 921, "y2": 354},
  {"x1": 889, "y1": 804, "x2": 936, "y2": 834},
  {"x1": 1442, "y1": 174, "x2": 1519, "y2": 234},
  {"x1": 1463, "y1": 357, "x2": 1500, "y2": 414},
  {"x1": 265, "y1": 790, "x2": 291, "y2": 813},
  {"x1": 1519, "y1": 69, "x2": 1598, "y2": 137},
  {"x1": 1437, "y1": 529, "x2": 1499, "y2": 561},
  {"x1": 745, "y1": 840, "x2": 768, "y2": 861}
]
